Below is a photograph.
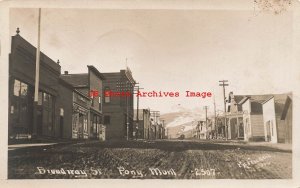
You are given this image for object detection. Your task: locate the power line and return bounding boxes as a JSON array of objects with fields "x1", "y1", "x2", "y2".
[{"x1": 219, "y1": 80, "x2": 229, "y2": 140}]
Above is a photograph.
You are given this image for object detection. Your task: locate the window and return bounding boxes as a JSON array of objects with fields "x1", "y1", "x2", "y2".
[
  {"x1": 104, "y1": 87, "x2": 110, "y2": 103},
  {"x1": 104, "y1": 115, "x2": 110, "y2": 125},
  {"x1": 11, "y1": 79, "x2": 30, "y2": 127},
  {"x1": 84, "y1": 118, "x2": 88, "y2": 132},
  {"x1": 42, "y1": 92, "x2": 54, "y2": 134},
  {"x1": 43, "y1": 92, "x2": 49, "y2": 103},
  {"x1": 13, "y1": 79, "x2": 28, "y2": 97},
  {"x1": 99, "y1": 96, "x2": 102, "y2": 111}
]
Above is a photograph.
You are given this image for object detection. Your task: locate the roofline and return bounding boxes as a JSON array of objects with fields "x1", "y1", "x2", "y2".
[
  {"x1": 238, "y1": 96, "x2": 250, "y2": 105},
  {"x1": 74, "y1": 89, "x2": 91, "y2": 100},
  {"x1": 58, "y1": 77, "x2": 74, "y2": 89},
  {"x1": 261, "y1": 96, "x2": 274, "y2": 105},
  {"x1": 87, "y1": 65, "x2": 106, "y2": 80}
]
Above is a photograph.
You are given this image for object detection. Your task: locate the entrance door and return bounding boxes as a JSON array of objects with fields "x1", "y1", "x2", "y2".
[
  {"x1": 60, "y1": 116, "x2": 64, "y2": 138},
  {"x1": 266, "y1": 121, "x2": 271, "y2": 142},
  {"x1": 78, "y1": 114, "x2": 84, "y2": 139},
  {"x1": 230, "y1": 124, "x2": 236, "y2": 139},
  {"x1": 238, "y1": 123, "x2": 244, "y2": 138}
]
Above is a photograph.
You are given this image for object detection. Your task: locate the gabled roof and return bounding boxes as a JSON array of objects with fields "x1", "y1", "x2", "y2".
[
  {"x1": 60, "y1": 73, "x2": 89, "y2": 88},
  {"x1": 228, "y1": 94, "x2": 244, "y2": 104},
  {"x1": 87, "y1": 65, "x2": 106, "y2": 80},
  {"x1": 259, "y1": 93, "x2": 292, "y2": 117},
  {"x1": 238, "y1": 94, "x2": 273, "y2": 105},
  {"x1": 273, "y1": 93, "x2": 292, "y2": 116},
  {"x1": 281, "y1": 95, "x2": 292, "y2": 120}
]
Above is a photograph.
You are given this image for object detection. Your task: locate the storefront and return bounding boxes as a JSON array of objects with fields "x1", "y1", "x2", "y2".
[
  {"x1": 9, "y1": 78, "x2": 33, "y2": 138},
  {"x1": 9, "y1": 34, "x2": 61, "y2": 139},
  {"x1": 90, "y1": 110, "x2": 103, "y2": 139},
  {"x1": 9, "y1": 78, "x2": 56, "y2": 138},
  {"x1": 72, "y1": 104, "x2": 88, "y2": 139}
]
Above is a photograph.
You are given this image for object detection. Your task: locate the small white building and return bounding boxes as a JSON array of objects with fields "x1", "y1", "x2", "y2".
[
  {"x1": 262, "y1": 94, "x2": 292, "y2": 143},
  {"x1": 239, "y1": 95, "x2": 272, "y2": 141}
]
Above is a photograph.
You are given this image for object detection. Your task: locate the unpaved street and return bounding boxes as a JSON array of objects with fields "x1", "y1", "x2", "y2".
[{"x1": 8, "y1": 140, "x2": 292, "y2": 179}]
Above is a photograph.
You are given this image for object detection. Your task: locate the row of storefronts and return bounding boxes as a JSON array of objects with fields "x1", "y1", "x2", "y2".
[{"x1": 8, "y1": 32, "x2": 115, "y2": 140}]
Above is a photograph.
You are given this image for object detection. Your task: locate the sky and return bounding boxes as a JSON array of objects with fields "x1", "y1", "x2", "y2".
[{"x1": 9, "y1": 6, "x2": 295, "y2": 114}]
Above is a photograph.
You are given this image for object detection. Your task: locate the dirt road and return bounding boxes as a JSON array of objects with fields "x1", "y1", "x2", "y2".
[{"x1": 8, "y1": 140, "x2": 292, "y2": 179}]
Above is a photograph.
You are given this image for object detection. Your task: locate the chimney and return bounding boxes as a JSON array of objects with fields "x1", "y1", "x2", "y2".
[
  {"x1": 16, "y1": 27, "x2": 20, "y2": 35},
  {"x1": 64, "y1": 71, "x2": 68, "y2": 75}
]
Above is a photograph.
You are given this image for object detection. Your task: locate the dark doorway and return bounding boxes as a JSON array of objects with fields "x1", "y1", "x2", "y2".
[{"x1": 60, "y1": 116, "x2": 64, "y2": 138}]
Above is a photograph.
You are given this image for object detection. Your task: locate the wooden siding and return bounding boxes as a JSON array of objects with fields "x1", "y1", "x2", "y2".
[{"x1": 250, "y1": 114, "x2": 264, "y2": 137}]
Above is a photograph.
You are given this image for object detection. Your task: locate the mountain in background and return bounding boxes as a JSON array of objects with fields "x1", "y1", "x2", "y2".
[{"x1": 161, "y1": 107, "x2": 213, "y2": 139}]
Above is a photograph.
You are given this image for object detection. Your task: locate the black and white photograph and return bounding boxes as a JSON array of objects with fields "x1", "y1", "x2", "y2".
[{"x1": 1, "y1": 0, "x2": 300, "y2": 187}]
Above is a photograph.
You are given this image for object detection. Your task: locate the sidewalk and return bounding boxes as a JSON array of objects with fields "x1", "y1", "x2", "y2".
[
  {"x1": 8, "y1": 143, "x2": 58, "y2": 151},
  {"x1": 215, "y1": 140, "x2": 292, "y2": 151}
]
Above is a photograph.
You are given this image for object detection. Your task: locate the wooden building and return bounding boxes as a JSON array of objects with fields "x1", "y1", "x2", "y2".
[
  {"x1": 262, "y1": 93, "x2": 292, "y2": 144},
  {"x1": 239, "y1": 95, "x2": 273, "y2": 141},
  {"x1": 134, "y1": 109, "x2": 151, "y2": 139},
  {"x1": 57, "y1": 79, "x2": 91, "y2": 139},
  {"x1": 60, "y1": 66, "x2": 105, "y2": 140},
  {"x1": 226, "y1": 92, "x2": 244, "y2": 140}
]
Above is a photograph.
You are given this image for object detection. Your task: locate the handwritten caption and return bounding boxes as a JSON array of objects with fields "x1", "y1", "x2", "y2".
[{"x1": 36, "y1": 166, "x2": 216, "y2": 178}]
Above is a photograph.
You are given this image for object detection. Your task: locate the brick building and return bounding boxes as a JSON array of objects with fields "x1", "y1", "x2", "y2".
[
  {"x1": 9, "y1": 32, "x2": 62, "y2": 138},
  {"x1": 102, "y1": 68, "x2": 136, "y2": 140}
]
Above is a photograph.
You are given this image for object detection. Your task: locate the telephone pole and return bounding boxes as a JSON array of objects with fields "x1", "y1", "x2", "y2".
[
  {"x1": 213, "y1": 96, "x2": 217, "y2": 139},
  {"x1": 134, "y1": 85, "x2": 144, "y2": 140},
  {"x1": 33, "y1": 8, "x2": 41, "y2": 138},
  {"x1": 150, "y1": 111, "x2": 160, "y2": 139},
  {"x1": 161, "y1": 119, "x2": 165, "y2": 139},
  {"x1": 219, "y1": 80, "x2": 229, "y2": 140},
  {"x1": 203, "y1": 106, "x2": 209, "y2": 139}
]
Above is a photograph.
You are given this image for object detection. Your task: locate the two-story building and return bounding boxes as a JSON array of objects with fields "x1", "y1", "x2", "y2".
[
  {"x1": 9, "y1": 31, "x2": 62, "y2": 139},
  {"x1": 60, "y1": 66, "x2": 106, "y2": 140},
  {"x1": 238, "y1": 95, "x2": 273, "y2": 141},
  {"x1": 134, "y1": 108, "x2": 151, "y2": 139},
  {"x1": 102, "y1": 68, "x2": 136, "y2": 140}
]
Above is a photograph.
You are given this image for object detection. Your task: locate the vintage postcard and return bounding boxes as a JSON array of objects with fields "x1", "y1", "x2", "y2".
[{"x1": 0, "y1": 0, "x2": 300, "y2": 187}]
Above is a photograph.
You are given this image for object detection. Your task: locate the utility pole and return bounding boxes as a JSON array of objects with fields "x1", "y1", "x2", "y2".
[
  {"x1": 33, "y1": 8, "x2": 41, "y2": 138},
  {"x1": 219, "y1": 80, "x2": 229, "y2": 140},
  {"x1": 213, "y1": 96, "x2": 217, "y2": 139},
  {"x1": 166, "y1": 127, "x2": 168, "y2": 139},
  {"x1": 203, "y1": 106, "x2": 209, "y2": 139},
  {"x1": 150, "y1": 111, "x2": 160, "y2": 139},
  {"x1": 161, "y1": 119, "x2": 165, "y2": 139},
  {"x1": 133, "y1": 85, "x2": 143, "y2": 140},
  {"x1": 126, "y1": 86, "x2": 129, "y2": 141}
]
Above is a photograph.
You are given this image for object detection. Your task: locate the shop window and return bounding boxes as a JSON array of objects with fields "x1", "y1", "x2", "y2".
[
  {"x1": 84, "y1": 118, "x2": 88, "y2": 132},
  {"x1": 13, "y1": 79, "x2": 28, "y2": 97},
  {"x1": 99, "y1": 96, "x2": 102, "y2": 111},
  {"x1": 93, "y1": 115, "x2": 97, "y2": 133},
  {"x1": 11, "y1": 79, "x2": 30, "y2": 126}
]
